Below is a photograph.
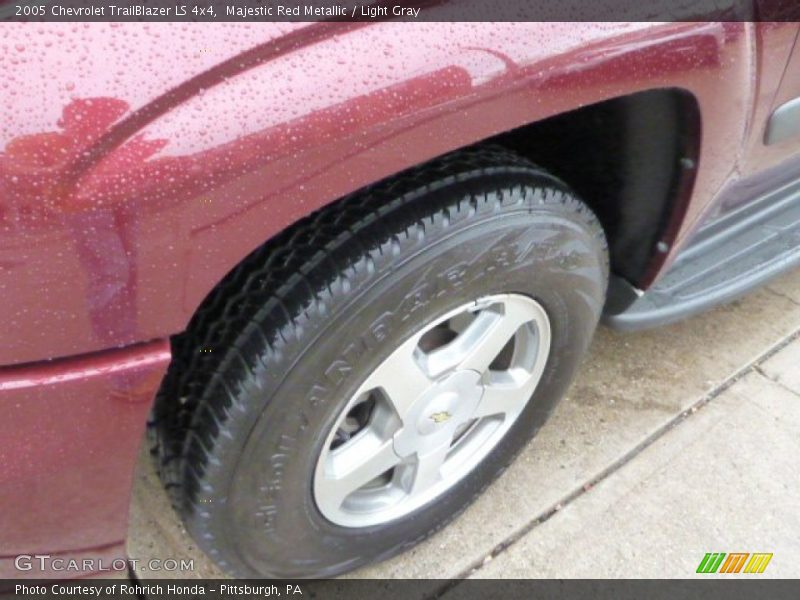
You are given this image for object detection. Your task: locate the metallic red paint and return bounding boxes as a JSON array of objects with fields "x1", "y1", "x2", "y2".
[
  {"x1": 0, "y1": 340, "x2": 170, "y2": 577},
  {"x1": 3, "y1": 21, "x2": 794, "y2": 366},
  {"x1": 1, "y1": 21, "x2": 798, "y2": 575}
]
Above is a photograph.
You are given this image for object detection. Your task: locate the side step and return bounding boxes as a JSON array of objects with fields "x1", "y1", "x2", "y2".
[{"x1": 605, "y1": 178, "x2": 800, "y2": 331}]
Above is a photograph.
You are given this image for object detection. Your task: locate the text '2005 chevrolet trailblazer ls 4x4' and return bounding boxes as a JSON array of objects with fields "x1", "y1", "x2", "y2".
[{"x1": 2, "y1": 11, "x2": 800, "y2": 579}]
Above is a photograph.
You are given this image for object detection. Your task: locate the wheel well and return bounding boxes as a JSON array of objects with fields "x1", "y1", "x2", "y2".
[
  {"x1": 489, "y1": 87, "x2": 700, "y2": 287},
  {"x1": 152, "y1": 89, "x2": 700, "y2": 472},
  {"x1": 173, "y1": 87, "x2": 699, "y2": 351}
]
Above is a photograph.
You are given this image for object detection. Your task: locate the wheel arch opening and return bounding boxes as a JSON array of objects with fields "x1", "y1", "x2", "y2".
[
  {"x1": 147, "y1": 88, "x2": 701, "y2": 530},
  {"x1": 488, "y1": 87, "x2": 701, "y2": 294},
  {"x1": 166, "y1": 88, "x2": 701, "y2": 367}
]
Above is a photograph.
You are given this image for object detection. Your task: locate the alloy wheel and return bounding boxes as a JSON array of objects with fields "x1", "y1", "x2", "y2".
[{"x1": 313, "y1": 293, "x2": 551, "y2": 527}]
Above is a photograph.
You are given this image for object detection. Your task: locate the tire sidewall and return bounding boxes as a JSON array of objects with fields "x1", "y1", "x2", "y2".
[{"x1": 188, "y1": 189, "x2": 606, "y2": 577}]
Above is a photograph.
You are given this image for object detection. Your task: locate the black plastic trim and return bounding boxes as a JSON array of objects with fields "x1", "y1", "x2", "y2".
[{"x1": 604, "y1": 178, "x2": 800, "y2": 330}]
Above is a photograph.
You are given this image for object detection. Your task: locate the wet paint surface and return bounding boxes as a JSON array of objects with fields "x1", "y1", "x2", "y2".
[
  {"x1": 0, "y1": 339, "x2": 170, "y2": 573},
  {"x1": 3, "y1": 21, "x2": 790, "y2": 366}
]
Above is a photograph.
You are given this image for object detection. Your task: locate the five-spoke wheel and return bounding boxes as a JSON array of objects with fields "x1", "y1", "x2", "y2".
[
  {"x1": 314, "y1": 294, "x2": 551, "y2": 527},
  {"x1": 153, "y1": 148, "x2": 608, "y2": 577}
]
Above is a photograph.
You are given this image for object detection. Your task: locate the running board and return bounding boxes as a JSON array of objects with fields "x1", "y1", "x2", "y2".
[{"x1": 605, "y1": 179, "x2": 800, "y2": 331}]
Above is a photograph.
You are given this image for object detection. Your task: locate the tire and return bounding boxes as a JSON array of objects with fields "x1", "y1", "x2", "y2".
[{"x1": 151, "y1": 146, "x2": 608, "y2": 578}]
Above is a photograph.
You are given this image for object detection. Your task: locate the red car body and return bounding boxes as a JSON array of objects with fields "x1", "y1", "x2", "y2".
[{"x1": 1, "y1": 20, "x2": 799, "y2": 576}]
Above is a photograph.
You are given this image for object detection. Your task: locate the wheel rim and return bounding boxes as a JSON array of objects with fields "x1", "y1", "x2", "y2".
[{"x1": 313, "y1": 293, "x2": 551, "y2": 528}]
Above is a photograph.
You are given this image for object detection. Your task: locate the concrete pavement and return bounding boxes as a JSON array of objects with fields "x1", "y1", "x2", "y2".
[
  {"x1": 128, "y1": 268, "x2": 800, "y2": 580},
  {"x1": 469, "y1": 363, "x2": 800, "y2": 579}
]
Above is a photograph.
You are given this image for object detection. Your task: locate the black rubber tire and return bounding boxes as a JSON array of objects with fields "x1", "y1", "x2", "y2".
[{"x1": 151, "y1": 146, "x2": 608, "y2": 578}]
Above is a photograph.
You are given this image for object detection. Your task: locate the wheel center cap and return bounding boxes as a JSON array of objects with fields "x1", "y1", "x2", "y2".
[
  {"x1": 416, "y1": 391, "x2": 459, "y2": 435},
  {"x1": 393, "y1": 370, "x2": 483, "y2": 457}
]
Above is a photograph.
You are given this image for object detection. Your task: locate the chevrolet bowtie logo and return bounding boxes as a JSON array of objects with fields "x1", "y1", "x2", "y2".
[{"x1": 429, "y1": 411, "x2": 452, "y2": 424}]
